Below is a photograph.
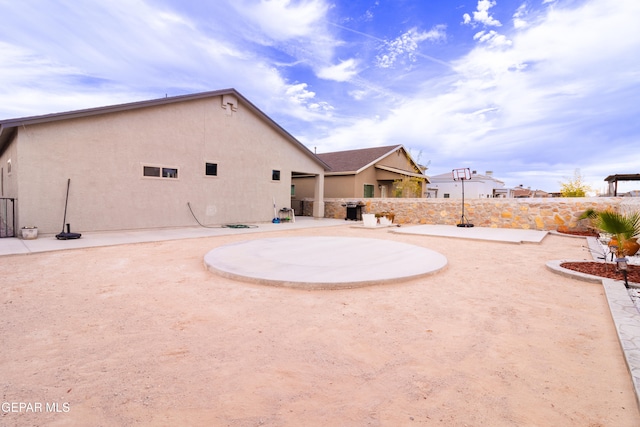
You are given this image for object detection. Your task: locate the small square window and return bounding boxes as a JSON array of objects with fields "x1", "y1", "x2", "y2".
[
  {"x1": 272, "y1": 170, "x2": 280, "y2": 181},
  {"x1": 206, "y1": 163, "x2": 218, "y2": 176},
  {"x1": 444, "y1": 193, "x2": 450, "y2": 198}
]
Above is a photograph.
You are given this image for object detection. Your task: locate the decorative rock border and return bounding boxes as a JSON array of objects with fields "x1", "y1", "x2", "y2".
[{"x1": 602, "y1": 279, "x2": 640, "y2": 411}]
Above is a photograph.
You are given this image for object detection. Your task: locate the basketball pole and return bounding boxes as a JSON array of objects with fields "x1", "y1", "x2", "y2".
[{"x1": 452, "y1": 168, "x2": 474, "y2": 227}]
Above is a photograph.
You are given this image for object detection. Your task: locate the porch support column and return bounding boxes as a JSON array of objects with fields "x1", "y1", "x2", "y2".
[{"x1": 313, "y1": 173, "x2": 325, "y2": 218}]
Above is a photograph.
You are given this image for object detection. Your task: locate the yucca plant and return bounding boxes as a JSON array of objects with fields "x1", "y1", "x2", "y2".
[{"x1": 581, "y1": 209, "x2": 640, "y2": 257}]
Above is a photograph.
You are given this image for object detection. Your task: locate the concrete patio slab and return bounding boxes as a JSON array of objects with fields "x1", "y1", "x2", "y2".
[
  {"x1": 204, "y1": 236, "x2": 448, "y2": 289},
  {"x1": 0, "y1": 217, "x2": 346, "y2": 256},
  {"x1": 391, "y1": 224, "x2": 548, "y2": 243}
]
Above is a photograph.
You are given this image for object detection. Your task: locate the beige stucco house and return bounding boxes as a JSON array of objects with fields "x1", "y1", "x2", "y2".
[
  {"x1": 292, "y1": 145, "x2": 428, "y2": 201},
  {"x1": 0, "y1": 89, "x2": 328, "y2": 235}
]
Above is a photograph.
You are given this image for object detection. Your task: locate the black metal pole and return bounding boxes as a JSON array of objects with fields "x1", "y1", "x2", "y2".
[
  {"x1": 457, "y1": 177, "x2": 474, "y2": 227},
  {"x1": 461, "y1": 178, "x2": 465, "y2": 223}
]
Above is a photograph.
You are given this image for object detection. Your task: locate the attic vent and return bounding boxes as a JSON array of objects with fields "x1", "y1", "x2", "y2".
[{"x1": 222, "y1": 94, "x2": 238, "y2": 115}]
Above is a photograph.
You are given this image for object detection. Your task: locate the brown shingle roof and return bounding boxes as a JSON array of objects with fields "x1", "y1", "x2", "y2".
[{"x1": 317, "y1": 145, "x2": 402, "y2": 173}]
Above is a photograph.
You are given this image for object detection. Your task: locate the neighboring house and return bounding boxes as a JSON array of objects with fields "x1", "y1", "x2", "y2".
[
  {"x1": 512, "y1": 186, "x2": 551, "y2": 198},
  {"x1": 428, "y1": 170, "x2": 508, "y2": 199},
  {"x1": 0, "y1": 89, "x2": 328, "y2": 235},
  {"x1": 512, "y1": 186, "x2": 533, "y2": 198},
  {"x1": 532, "y1": 189, "x2": 551, "y2": 198},
  {"x1": 292, "y1": 145, "x2": 428, "y2": 200}
]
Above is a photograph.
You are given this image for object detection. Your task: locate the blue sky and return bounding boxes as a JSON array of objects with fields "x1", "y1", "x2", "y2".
[{"x1": 1, "y1": 0, "x2": 638, "y2": 194}]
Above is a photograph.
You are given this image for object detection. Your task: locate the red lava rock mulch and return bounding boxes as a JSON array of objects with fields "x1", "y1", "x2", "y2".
[
  {"x1": 561, "y1": 261, "x2": 640, "y2": 283},
  {"x1": 557, "y1": 229, "x2": 599, "y2": 237}
]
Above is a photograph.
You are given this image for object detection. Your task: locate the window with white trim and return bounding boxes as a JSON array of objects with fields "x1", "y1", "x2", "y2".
[
  {"x1": 364, "y1": 184, "x2": 374, "y2": 198},
  {"x1": 143, "y1": 165, "x2": 179, "y2": 179}
]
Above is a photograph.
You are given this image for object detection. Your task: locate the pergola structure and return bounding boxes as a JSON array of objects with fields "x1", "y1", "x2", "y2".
[{"x1": 604, "y1": 174, "x2": 640, "y2": 196}]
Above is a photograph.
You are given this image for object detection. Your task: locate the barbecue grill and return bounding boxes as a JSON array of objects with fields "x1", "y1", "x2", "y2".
[{"x1": 343, "y1": 201, "x2": 365, "y2": 221}]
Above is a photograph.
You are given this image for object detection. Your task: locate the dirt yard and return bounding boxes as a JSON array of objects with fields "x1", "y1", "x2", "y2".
[{"x1": 1, "y1": 225, "x2": 638, "y2": 426}]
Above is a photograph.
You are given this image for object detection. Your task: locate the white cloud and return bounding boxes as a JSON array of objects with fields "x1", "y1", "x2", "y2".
[
  {"x1": 348, "y1": 89, "x2": 369, "y2": 101},
  {"x1": 473, "y1": 30, "x2": 512, "y2": 48},
  {"x1": 310, "y1": 0, "x2": 640, "y2": 191},
  {"x1": 0, "y1": 0, "x2": 337, "y2": 123},
  {"x1": 280, "y1": 82, "x2": 335, "y2": 121},
  {"x1": 2, "y1": 0, "x2": 638, "y2": 194},
  {"x1": 317, "y1": 59, "x2": 359, "y2": 82},
  {"x1": 512, "y1": 4, "x2": 529, "y2": 29},
  {"x1": 234, "y1": 0, "x2": 330, "y2": 41},
  {"x1": 376, "y1": 26, "x2": 446, "y2": 68},
  {"x1": 463, "y1": 0, "x2": 502, "y2": 27},
  {"x1": 0, "y1": 41, "x2": 151, "y2": 116},
  {"x1": 286, "y1": 83, "x2": 316, "y2": 104}
]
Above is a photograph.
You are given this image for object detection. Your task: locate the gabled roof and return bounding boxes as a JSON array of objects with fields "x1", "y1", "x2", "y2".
[
  {"x1": 513, "y1": 187, "x2": 533, "y2": 197},
  {"x1": 0, "y1": 88, "x2": 330, "y2": 170},
  {"x1": 318, "y1": 144, "x2": 417, "y2": 175},
  {"x1": 318, "y1": 145, "x2": 401, "y2": 173}
]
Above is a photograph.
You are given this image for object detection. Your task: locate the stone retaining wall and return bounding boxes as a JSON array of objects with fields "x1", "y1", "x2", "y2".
[{"x1": 300, "y1": 197, "x2": 640, "y2": 230}]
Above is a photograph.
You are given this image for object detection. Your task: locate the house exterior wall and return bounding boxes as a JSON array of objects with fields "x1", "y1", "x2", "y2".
[
  {"x1": 376, "y1": 147, "x2": 418, "y2": 171},
  {"x1": 355, "y1": 166, "x2": 378, "y2": 198},
  {"x1": 291, "y1": 176, "x2": 315, "y2": 200},
  {"x1": 11, "y1": 96, "x2": 324, "y2": 234},
  {"x1": 429, "y1": 177, "x2": 502, "y2": 199},
  {"x1": 325, "y1": 175, "x2": 357, "y2": 198},
  {"x1": 292, "y1": 146, "x2": 426, "y2": 200}
]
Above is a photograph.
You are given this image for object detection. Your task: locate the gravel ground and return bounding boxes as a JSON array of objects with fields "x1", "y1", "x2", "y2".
[{"x1": 1, "y1": 225, "x2": 638, "y2": 426}]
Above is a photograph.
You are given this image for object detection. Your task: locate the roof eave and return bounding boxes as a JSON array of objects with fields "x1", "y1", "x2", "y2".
[{"x1": 355, "y1": 144, "x2": 404, "y2": 173}]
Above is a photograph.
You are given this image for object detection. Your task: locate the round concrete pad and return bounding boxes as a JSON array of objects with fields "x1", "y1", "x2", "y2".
[{"x1": 204, "y1": 236, "x2": 447, "y2": 289}]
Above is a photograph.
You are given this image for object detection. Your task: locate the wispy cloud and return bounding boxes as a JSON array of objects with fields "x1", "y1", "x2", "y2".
[
  {"x1": 0, "y1": 0, "x2": 341, "y2": 121},
  {"x1": 233, "y1": 0, "x2": 330, "y2": 41},
  {"x1": 376, "y1": 26, "x2": 446, "y2": 69},
  {"x1": 311, "y1": 0, "x2": 640, "y2": 191},
  {"x1": 1, "y1": 0, "x2": 638, "y2": 193},
  {"x1": 473, "y1": 30, "x2": 512, "y2": 48},
  {"x1": 512, "y1": 4, "x2": 529, "y2": 29}
]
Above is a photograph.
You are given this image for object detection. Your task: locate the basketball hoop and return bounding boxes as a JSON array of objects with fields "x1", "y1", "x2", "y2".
[
  {"x1": 452, "y1": 168, "x2": 471, "y2": 181},
  {"x1": 452, "y1": 168, "x2": 474, "y2": 227}
]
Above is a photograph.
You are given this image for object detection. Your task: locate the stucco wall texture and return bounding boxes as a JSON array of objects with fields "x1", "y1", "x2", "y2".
[
  {"x1": 301, "y1": 197, "x2": 640, "y2": 230},
  {"x1": 2, "y1": 92, "x2": 326, "y2": 234}
]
